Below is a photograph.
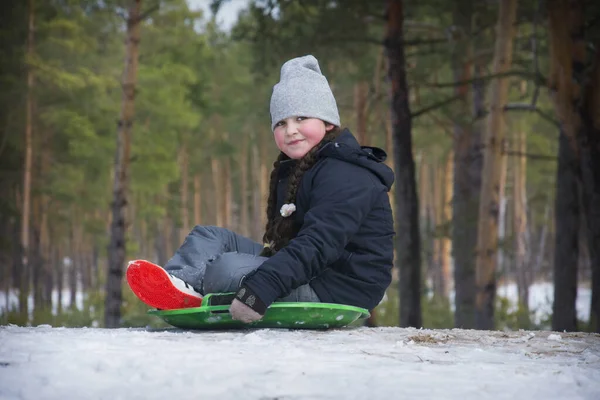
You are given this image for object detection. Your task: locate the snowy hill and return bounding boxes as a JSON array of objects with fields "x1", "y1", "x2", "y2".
[{"x1": 1, "y1": 325, "x2": 599, "y2": 400}]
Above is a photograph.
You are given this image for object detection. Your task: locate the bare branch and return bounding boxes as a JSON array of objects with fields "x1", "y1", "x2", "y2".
[
  {"x1": 503, "y1": 103, "x2": 560, "y2": 127},
  {"x1": 422, "y1": 70, "x2": 547, "y2": 88},
  {"x1": 470, "y1": 103, "x2": 560, "y2": 128},
  {"x1": 411, "y1": 93, "x2": 463, "y2": 119}
]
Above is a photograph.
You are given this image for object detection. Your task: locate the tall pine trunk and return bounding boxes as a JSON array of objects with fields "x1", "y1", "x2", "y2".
[
  {"x1": 240, "y1": 136, "x2": 249, "y2": 237},
  {"x1": 224, "y1": 156, "x2": 232, "y2": 230},
  {"x1": 579, "y1": 48, "x2": 600, "y2": 332},
  {"x1": 513, "y1": 128, "x2": 530, "y2": 324},
  {"x1": 452, "y1": 0, "x2": 479, "y2": 329},
  {"x1": 20, "y1": 0, "x2": 35, "y2": 321},
  {"x1": 474, "y1": 0, "x2": 518, "y2": 330},
  {"x1": 211, "y1": 157, "x2": 224, "y2": 227},
  {"x1": 552, "y1": 130, "x2": 580, "y2": 331},
  {"x1": 251, "y1": 142, "x2": 262, "y2": 241},
  {"x1": 354, "y1": 81, "x2": 369, "y2": 145},
  {"x1": 194, "y1": 173, "x2": 202, "y2": 226},
  {"x1": 548, "y1": 0, "x2": 600, "y2": 332},
  {"x1": 179, "y1": 144, "x2": 190, "y2": 241},
  {"x1": 385, "y1": 0, "x2": 421, "y2": 328},
  {"x1": 105, "y1": 0, "x2": 142, "y2": 328},
  {"x1": 440, "y1": 151, "x2": 453, "y2": 299}
]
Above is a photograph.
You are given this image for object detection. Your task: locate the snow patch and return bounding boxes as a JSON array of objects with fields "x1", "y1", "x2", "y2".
[{"x1": 0, "y1": 326, "x2": 598, "y2": 399}]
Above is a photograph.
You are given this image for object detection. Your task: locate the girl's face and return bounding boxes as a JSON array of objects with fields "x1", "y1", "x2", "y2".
[{"x1": 273, "y1": 117, "x2": 335, "y2": 159}]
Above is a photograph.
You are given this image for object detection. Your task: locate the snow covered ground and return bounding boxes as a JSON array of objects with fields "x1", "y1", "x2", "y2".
[{"x1": 1, "y1": 325, "x2": 599, "y2": 400}]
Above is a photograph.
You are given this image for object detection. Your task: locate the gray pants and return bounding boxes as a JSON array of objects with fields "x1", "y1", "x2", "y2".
[{"x1": 164, "y1": 225, "x2": 320, "y2": 303}]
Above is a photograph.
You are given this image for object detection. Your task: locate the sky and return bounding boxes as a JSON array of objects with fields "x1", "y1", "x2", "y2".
[
  {"x1": 186, "y1": 0, "x2": 250, "y2": 30},
  {"x1": 1, "y1": 325, "x2": 599, "y2": 399}
]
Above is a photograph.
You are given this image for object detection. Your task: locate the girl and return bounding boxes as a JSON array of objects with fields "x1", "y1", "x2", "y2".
[{"x1": 127, "y1": 55, "x2": 395, "y2": 323}]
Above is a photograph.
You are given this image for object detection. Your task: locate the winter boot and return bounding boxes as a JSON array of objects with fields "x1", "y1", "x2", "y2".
[{"x1": 126, "y1": 260, "x2": 203, "y2": 310}]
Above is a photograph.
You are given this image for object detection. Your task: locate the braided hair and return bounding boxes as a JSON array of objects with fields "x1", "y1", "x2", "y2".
[{"x1": 260, "y1": 127, "x2": 341, "y2": 257}]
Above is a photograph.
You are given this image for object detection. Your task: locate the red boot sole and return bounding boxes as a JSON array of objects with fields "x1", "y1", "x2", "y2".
[{"x1": 126, "y1": 260, "x2": 202, "y2": 310}]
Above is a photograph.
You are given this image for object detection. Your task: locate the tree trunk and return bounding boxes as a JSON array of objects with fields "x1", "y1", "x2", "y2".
[
  {"x1": 240, "y1": 136, "x2": 249, "y2": 237},
  {"x1": 19, "y1": 0, "x2": 35, "y2": 321},
  {"x1": 69, "y1": 219, "x2": 78, "y2": 310},
  {"x1": 251, "y1": 142, "x2": 263, "y2": 241},
  {"x1": 419, "y1": 156, "x2": 434, "y2": 288},
  {"x1": 474, "y1": 0, "x2": 517, "y2": 330},
  {"x1": 385, "y1": 0, "x2": 422, "y2": 328},
  {"x1": 211, "y1": 157, "x2": 224, "y2": 227},
  {"x1": 579, "y1": 50, "x2": 600, "y2": 333},
  {"x1": 55, "y1": 245, "x2": 64, "y2": 316},
  {"x1": 259, "y1": 134, "x2": 269, "y2": 232},
  {"x1": 497, "y1": 145, "x2": 508, "y2": 282},
  {"x1": 92, "y1": 243, "x2": 99, "y2": 290},
  {"x1": 194, "y1": 173, "x2": 202, "y2": 225},
  {"x1": 534, "y1": 202, "x2": 551, "y2": 274},
  {"x1": 39, "y1": 128, "x2": 52, "y2": 309},
  {"x1": 452, "y1": 0, "x2": 479, "y2": 329},
  {"x1": 440, "y1": 151, "x2": 453, "y2": 299},
  {"x1": 154, "y1": 218, "x2": 167, "y2": 267},
  {"x1": 31, "y1": 197, "x2": 43, "y2": 317},
  {"x1": 432, "y1": 159, "x2": 443, "y2": 297},
  {"x1": 552, "y1": 130, "x2": 580, "y2": 332},
  {"x1": 513, "y1": 129, "x2": 530, "y2": 322},
  {"x1": 354, "y1": 81, "x2": 369, "y2": 145},
  {"x1": 105, "y1": 0, "x2": 142, "y2": 328},
  {"x1": 224, "y1": 156, "x2": 232, "y2": 230},
  {"x1": 179, "y1": 144, "x2": 190, "y2": 242},
  {"x1": 547, "y1": 0, "x2": 600, "y2": 333}
]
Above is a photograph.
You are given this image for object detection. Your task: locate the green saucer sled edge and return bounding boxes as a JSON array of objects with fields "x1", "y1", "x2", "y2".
[{"x1": 148, "y1": 292, "x2": 370, "y2": 330}]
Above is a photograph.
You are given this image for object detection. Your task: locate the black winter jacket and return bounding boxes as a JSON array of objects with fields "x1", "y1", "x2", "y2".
[{"x1": 243, "y1": 129, "x2": 395, "y2": 311}]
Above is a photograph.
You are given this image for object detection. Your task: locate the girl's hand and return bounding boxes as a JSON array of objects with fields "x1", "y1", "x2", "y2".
[{"x1": 229, "y1": 298, "x2": 263, "y2": 323}]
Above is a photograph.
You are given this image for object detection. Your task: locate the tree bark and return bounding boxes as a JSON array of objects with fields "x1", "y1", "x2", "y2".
[
  {"x1": 194, "y1": 173, "x2": 202, "y2": 225},
  {"x1": 105, "y1": 0, "x2": 142, "y2": 328},
  {"x1": 251, "y1": 142, "x2": 262, "y2": 241},
  {"x1": 474, "y1": 0, "x2": 518, "y2": 330},
  {"x1": 179, "y1": 144, "x2": 190, "y2": 242},
  {"x1": 154, "y1": 218, "x2": 167, "y2": 267},
  {"x1": 496, "y1": 147, "x2": 508, "y2": 281},
  {"x1": 432, "y1": 159, "x2": 442, "y2": 297},
  {"x1": 513, "y1": 128, "x2": 531, "y2": 322},
  {"x1": 240, "y1": 136, "x2": 249, "y2": 237},
  {"x1": 552, "y1": 130, "x2": 580, "y2": 331},
  {"x1": 55, "y1": 245, "x2": 64, "y2": 316},
  {"x1": 259, "y1": 133, "x2": 269, "y2": 232},
  {"x1": 354, "y1": 81, "x2": 369, "y2": 145},
  {"x1": 385, "y1": 0, "x2": 422, "y2": 328},
  {"x1": 224, "y1": 155, "x2": 232, "y2": 230},
  {"x1": 31, "y1": 196, "x2": 43, "y2": 316},
  {"x1": 452, "y1": 0, "x2": 479, "y2": 329},
  {"x1": 579, "y1": 49, "x2": 600, "y2": 333},
  {"x1": 19, "y1": 0, "x2": 35, "y2": 320},
  {"x1": 211, "y1": 157, "x2": 224, "y2": 227},
  {"x1": 548, "y1": 0, "x2": 600, "y2": 333},
  {"x1": 440, "y1": 151, "x2": 453, "y2": 299}
]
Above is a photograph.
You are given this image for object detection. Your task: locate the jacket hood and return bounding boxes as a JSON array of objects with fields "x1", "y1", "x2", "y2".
[{"x1": 318, "y1": 128, "x2": 395, "y2": 190}]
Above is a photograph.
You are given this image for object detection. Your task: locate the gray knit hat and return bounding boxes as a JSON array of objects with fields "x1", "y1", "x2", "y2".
[{"x1": 270, "y1": 55, "x2": 340, "y2": 131}]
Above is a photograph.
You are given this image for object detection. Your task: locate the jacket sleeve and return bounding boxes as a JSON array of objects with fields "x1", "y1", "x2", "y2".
[{"x1": 242, "y1": 160, "x2": 379, "y2": 307}]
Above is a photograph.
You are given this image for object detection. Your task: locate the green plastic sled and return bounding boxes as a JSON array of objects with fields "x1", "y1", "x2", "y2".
[{"x1": 148, "y1": 293, "x2": 370, "y2": 330}]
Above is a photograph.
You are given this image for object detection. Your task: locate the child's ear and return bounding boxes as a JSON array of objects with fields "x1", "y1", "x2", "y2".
[{"x1": 325, "y1": 123, "x2": 335, "y2": 132}]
